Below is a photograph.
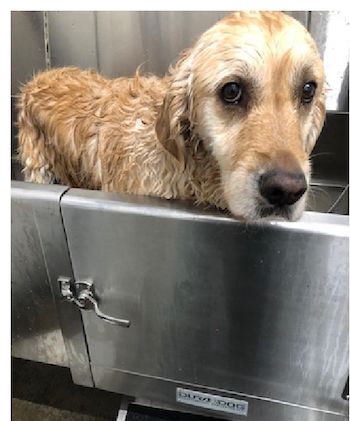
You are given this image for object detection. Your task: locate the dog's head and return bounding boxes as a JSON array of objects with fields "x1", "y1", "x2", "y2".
[{"x1": 156, "y1": 11, "x2": 326, "y2": 221}]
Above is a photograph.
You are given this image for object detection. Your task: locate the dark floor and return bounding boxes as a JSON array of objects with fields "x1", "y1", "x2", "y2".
[
  {"x1": 12, "y1": 358, "x2": 122, "y2": 420},
  {"x1": 12, "y1": 358, "x2": 221, "y2": 421}
]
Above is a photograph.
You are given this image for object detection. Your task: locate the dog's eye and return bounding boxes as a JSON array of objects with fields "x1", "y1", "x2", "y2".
[
  {"x1": 301, "y1": 81, "x2": 317, "y2": 104},
  {"x1": 220, "y1": 82, "x2": 242, "y2": 104}
]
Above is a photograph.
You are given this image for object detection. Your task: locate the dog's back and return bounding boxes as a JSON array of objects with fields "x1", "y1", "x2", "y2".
[
  {"x1": 17, "y1": 67, "x2": 108, "y2": 187},
  {"x1": 17, "y1": 67, "x2": 168, "y2": 190}
]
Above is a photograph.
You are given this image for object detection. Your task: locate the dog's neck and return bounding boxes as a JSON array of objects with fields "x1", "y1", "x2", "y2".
[{"x1": 173, "y1": 133, "x2": 226, "y2": 209}]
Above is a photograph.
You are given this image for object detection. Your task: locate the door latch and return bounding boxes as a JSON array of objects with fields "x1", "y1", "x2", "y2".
[{"x1": 58, "y1": 276, "x2": 130, "y2": 327}]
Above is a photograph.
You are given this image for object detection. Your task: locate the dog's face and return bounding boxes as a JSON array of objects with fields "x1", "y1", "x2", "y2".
[{"x1": 157, "y1": 12, "x2": 326, "y2": 221}]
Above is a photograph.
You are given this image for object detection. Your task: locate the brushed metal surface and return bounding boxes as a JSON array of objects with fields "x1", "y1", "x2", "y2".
[
  {"x1": 11, "y1": 181, "x2": 94, "y2": 387},
  {"x1": 61, "y1": 188, "x2": 349, "y2": 417},
  {"x1": 11, "y1": 11, "x2": 47, "y2": 95},
  {"x1": 307, "y1": 184, "x2": 349, "y2": 215},
  {"x1": 48, "y1": 11, "x2": 98, "y2": 69},
  {"x1": 95, "y1": 11, "x2": 230, "y2": 77},
  {"x1": 308, "y1": 112, "x2": 349, "y2": 215},
  {"x1": 92, "y1": 367, "x2": 348, "y2": 421},
  {"x1": 11, "y1": 182, "x2": 69, "y2": 366},
  {"x1": 311, "y1": 112, "x2": 349, "y2": 186},
  {"x1": 309, "y1": 12, "x2": 349, "y2": 112},
  {"x1": 47, "y1": 11, "x2": 306, "y2": 78}
]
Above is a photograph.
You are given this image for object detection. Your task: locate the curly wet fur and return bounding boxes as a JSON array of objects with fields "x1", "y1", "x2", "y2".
[{"x1": 17, "y1": 11, "x2": 325, "y2": 220}]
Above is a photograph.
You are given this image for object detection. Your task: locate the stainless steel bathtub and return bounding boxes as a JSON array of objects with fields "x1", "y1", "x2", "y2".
[{"x1": 11, "y1": 180, "x2": 349, "y2": 421}]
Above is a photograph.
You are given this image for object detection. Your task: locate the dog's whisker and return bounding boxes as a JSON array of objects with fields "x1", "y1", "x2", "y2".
[{"x1": 309, "y1": 151, "x2": 333, "y2": 159}]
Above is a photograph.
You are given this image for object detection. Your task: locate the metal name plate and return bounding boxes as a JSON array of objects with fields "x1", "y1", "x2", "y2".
[{"x1": 176, "y1": 387, "x2": 248, "y2": 416}]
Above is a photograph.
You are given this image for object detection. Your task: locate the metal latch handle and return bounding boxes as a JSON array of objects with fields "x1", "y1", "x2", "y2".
[
  {"x1": 58, "y1": 277, "x2": 130, "y2": 327},
  {"x1": 79, "y1": 289, "x2": 130, "y2": 327}
]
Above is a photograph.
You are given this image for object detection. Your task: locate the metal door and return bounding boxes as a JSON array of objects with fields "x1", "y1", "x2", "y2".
[
  {"x1": 61, "y1": 188, "x2": 349, "y2": 420},
  {"x1": 11, "y1": 181, "x2": 93, "y2": 386},
  {"x1": 11, "y1": 182, "x2": 69, "y2": 366}
]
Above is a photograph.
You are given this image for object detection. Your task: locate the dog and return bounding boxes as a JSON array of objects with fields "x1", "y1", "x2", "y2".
[{"x1": 17, "y1": 11, "x2": 325, "y2": 221}]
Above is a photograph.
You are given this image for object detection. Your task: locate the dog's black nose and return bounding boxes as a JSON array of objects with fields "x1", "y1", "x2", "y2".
[{"x1": 259, "y1": 170, "x2": 307, "y2": 206}]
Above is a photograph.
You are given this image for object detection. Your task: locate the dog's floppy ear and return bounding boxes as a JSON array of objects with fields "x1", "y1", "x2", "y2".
[{"x1": 155, "y1": 50, "x2": 193, "y2": 165}]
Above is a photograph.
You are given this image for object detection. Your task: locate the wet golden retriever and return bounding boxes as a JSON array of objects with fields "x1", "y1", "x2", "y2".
[{"x1": 17, "y1": 11, "x2": 325, "y2": 221}]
